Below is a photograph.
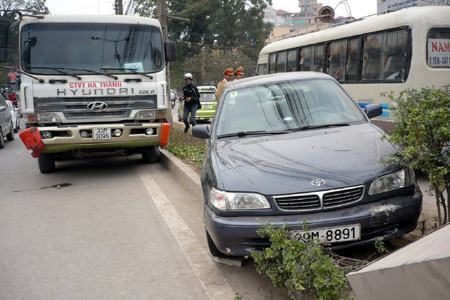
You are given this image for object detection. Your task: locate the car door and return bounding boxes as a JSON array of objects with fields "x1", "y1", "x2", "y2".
[{"x1": 0, "y1": 95, "x2": 11, "y2": 135}]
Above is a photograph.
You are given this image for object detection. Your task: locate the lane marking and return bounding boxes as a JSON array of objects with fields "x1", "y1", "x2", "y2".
[{"x1": 136, "y1": 166, "x2": 236, "y2": 300}]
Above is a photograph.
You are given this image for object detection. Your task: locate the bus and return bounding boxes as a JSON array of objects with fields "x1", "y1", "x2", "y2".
[{"x1": 257, "y1": 6, "x2": 450, "y2": 129}]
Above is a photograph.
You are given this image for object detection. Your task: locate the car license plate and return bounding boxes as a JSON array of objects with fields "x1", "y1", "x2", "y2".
[
  {"x1": 93, "y1": 128, "x2": 111, "y2": 140},
  {"x1": 291, "y1": 224, "x2": 361, "y2": 244}
]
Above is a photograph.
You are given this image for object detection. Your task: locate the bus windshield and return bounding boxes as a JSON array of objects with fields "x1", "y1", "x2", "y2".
[{"x1": 21, "y1": 23, "x2": 164, "y2": 75}]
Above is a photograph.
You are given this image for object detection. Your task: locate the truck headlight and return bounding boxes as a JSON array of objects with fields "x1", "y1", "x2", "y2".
[
  {"x1": 209, "y1": 188, "x2": 270, "y2": 210},
  {"x1": 135, "y1": 110, "x2": 156, "y2": 120},
  {"x1": 369, "y1": 169, "x2": 409, "y2": 195},
  {"x1": 37, "y1": 112, "x2": 61, "y2": 123}
]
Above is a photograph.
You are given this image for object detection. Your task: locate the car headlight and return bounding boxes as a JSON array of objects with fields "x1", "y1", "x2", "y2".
[
  {"x1": 209, "y1": 188, "x2": 270, "y2": 210},
  {"x1": 135, "y1": 110, "x2": 156, "y2": 120},
  {"x1": 37, "y1": 112, "x2": 61, "y2": 123},
  {"x1": 369, "y1": 169, "x2": 410, "y2": 195}
]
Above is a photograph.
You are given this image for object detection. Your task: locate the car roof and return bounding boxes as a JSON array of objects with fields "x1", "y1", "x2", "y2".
[{"x1": 225, "y1": 72, "x2": 333, "y2": 91}]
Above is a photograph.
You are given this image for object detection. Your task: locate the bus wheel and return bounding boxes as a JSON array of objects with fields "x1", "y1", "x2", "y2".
[
  {"x1": 38, "y1": 154, "x2": 56, "y2": 173},
  {"x1": 141, "y1": 146, "x2": 161, "y2": 164}
]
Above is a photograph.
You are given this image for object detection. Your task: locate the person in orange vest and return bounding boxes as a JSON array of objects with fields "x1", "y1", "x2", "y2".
[
  {"x1": 215, "y1": 67, "x2": 234, "y2": 104},
  {"x1": 234, "y1": 67, "x2": 244, "y2": 79}
]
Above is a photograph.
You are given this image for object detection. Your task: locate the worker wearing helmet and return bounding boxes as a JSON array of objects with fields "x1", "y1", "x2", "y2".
[
  {"x1": 182, "y1": 73, "x2": 201, "y2": 134},
  {"x1": 234, "y1": 67, "x2": 244, "y2": 79},
  {"x1": 215, "y1": 67, "x2": 234, "y2": 104}
]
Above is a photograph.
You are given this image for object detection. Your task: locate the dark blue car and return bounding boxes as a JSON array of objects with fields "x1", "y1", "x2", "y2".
[{"x1": 193, "y1": 72, "x2": 422, "y2": 257}]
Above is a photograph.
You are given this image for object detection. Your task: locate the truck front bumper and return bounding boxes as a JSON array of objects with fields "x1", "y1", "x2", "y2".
[{"x1": 39, "y1": 123, "x2": 161, "y2": 153}]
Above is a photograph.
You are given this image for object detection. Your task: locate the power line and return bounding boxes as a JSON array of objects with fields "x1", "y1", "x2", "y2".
[{"x1": 58, "y1": 0, "x2": 111, "y2": 14}]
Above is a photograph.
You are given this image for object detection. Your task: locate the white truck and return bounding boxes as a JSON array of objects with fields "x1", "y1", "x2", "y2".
[{"x1": 5, "y1": 13, "x2": 175, "y2": 173}]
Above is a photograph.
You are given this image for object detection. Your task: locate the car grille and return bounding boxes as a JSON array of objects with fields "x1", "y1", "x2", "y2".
[
  {"x1": 274, "y1": 186, "x2": 364, "y2": 211},
  {"x1": 34, "y1": 96, "x2": 157, "y2": 120}
]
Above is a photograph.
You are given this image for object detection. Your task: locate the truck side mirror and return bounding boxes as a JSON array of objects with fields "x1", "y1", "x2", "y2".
[
  {"x1": 164, "y1": 41, "x2": 176, "y2": 62},
  {"x1": 0, "y1": 22, "x2": 9, "y2": 63}
]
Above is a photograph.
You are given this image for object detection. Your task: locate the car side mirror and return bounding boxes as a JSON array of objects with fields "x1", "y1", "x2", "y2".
[
  {"x1": 164, "y1": 41, "x2": 176, "y2": 62},
  {"x1": 364, "y1": 104, "x2": 383, "y2": 119},
  {"x1": 0, "y1": 106, "x2": 6, "y2": 112},
  {"x1": 192, "y1": 125, "x2": 210, "y2": 139}
]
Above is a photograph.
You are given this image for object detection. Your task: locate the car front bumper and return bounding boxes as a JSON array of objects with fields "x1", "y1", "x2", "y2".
[{"x1": 204, "y1": 190, "x2": 422, "y2": 257}]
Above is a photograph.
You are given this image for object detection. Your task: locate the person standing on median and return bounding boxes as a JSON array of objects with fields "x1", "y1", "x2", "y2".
[
  {"x1": 234, "y1": 67, "x2": 244, "y2": 80},
  {"x1": 215, "y1": 67, "x2": 234, "y2": 104},
  {"x1": 182, "y1": 73, "x2": 201, "y2": 134}
]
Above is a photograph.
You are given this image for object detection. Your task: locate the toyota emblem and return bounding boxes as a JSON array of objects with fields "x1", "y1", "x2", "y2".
[
  {"x1": 311, "y1": 179, "x2": 326, "y2": 187},
  {"x1": 87, "y1": 101, "x2": 108, "y2": 112}
]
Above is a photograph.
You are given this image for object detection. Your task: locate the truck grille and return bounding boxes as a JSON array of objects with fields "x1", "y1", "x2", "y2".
[
  {"x1": 34, "y1": 96, "x2": 157, "y2": 120},
  {"x1": 274, "y1": 186, "x2": 364, "y2": 211}
]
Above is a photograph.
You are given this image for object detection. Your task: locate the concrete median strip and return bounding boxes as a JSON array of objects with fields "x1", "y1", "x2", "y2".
[{"x1": 136, "y1": 164, "x2": 236, "y2": 299}]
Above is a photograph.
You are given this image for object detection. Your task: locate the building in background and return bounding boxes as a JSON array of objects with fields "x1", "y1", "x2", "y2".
[{"x1": 377, "y1": 0, "x2": 450, "y2": 13}]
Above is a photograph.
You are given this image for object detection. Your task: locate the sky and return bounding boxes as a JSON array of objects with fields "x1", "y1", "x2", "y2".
[{"x1": 47, "y1": 0, "x2": 377, "y2": 18}]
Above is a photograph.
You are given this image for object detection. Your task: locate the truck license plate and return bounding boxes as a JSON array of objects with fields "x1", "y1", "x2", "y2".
[
  {"x1": 93, "y1": 128, "x2": 111, "y2": 140},
  {"x1": 291, "y1": 224, "x2": 361, "y2": 244}
]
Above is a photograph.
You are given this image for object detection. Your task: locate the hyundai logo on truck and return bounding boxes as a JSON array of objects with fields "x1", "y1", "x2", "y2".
[{"x1": 87, "y1": 101, "x2": 108, "y2": 112}]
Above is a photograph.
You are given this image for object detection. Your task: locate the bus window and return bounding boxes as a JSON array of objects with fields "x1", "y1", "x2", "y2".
[
  {"x1": 257, "y1": 63, "x2": 268, "y2": 75},
  {"x1": 362, "y1": 32, "x2": 385, "y2": 80},
  {"x1": 346, "y1": 37, "x2": 361, "y2": 82},
  {"x1": 276, "y1": 51, "x2": 287, "y2": 72},
  {"x1": 328, "y1": 40, "x2": 346, "y2": 82},
  {"x1": 300, "y1": 46, "x2": 313, "y2": 71},
  {"x1": 427, "y1": 27, "x2": 450, "y2": 68},
  {"x1": 313, "y1": 44, "x2": 325, "y2": 72},
  {"x1": 287, "y1": 49, "x2": 298, "y2": 72},
  {"x1": 383, "y1": 29, "x2": 409, "y2": 81},
  {"x1": 269, "y1": 53, "x2": 277, "y2": 74}
]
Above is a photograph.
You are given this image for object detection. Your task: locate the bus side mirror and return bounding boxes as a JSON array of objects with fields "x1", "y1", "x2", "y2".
[
  {"x1": 165, "y1": 41, "x2": 176, "y2": 62},
  {"x1": 0, "y1": 22, "x2": 9, "y2": 63}
]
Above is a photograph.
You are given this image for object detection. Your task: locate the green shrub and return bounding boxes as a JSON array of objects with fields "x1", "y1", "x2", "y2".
[
  {"x1": 386, "y1": 87, "x2": 450, "y2": 225},
  {"x1": 251, "y1": 225, "x2": 347, "y2": 300}
]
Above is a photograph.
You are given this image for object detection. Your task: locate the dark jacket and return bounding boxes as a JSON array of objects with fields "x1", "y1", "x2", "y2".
[{"x1": 182, "y1": 83, "x2": 200, "y2": 106}]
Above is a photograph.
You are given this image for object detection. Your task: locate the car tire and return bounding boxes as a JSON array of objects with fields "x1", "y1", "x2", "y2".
[
  {"x1": 0, "y1": 130, "x2": 4, "y2": 149},
  {"x1": 141, "y1": 146, "x2": 161, "y2": 164},
  {"x1": 6, "y1": 123, "x2": 14, "y2": 141},
  {"x1": 206, "y1": 230, "x2": 229, "y2": 258},
  {"x1": 38, "y1": 154, "x2": 56, "y2": 174}
]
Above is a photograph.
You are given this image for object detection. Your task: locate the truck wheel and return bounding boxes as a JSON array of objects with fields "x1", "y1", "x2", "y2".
[
  {"x1": 0, "y1": 130, "x2": 4, "y2": 149},
  {"x1": 6, "y1": 122, "x2": 14, "y2": 141},
  {"x1": 206, "y1": 230, "x2": 229, "y2": 258},
  {"x1": 141, "y1": 146, "x2": 161, "y2": 163},
  {"x1": 38, "y1": 154, "x2": 56, "y2": 173}
]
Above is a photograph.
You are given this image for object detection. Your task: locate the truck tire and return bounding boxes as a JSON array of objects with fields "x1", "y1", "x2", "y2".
[
  {"x1": 0, "y1": 130, "x2": 4, "y2": 149},
  {"x1": 141, "y1": 146, "x2": 161, "y2": 163},
  {"x1": 6, "y1": 122, "x2": 14, "y2": 141},
  {"x1": 206, "y1": 230, "x2": 229, "y2": 258},
  {"x1": 38, "y1": 154, "x2": 56, "y2": 173}
]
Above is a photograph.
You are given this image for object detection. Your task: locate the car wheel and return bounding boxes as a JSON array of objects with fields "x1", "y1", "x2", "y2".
[
  {"x1": 38, "y1": 154, "x2": 56, "y2": 173},
  {"x1": 6, "y1": 122, "x2": 14, "y2": 141},
  {"x1": 141, "y1": 146, "x2": 161, "y2": 164},
  {"x1": 0, "y1": 130, "x2": 4, "y2": 149},
  {"x1": 206, "y1": 230, "x2": 229, "y2": 258}
]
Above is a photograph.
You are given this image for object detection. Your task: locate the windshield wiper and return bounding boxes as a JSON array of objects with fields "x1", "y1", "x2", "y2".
[
  {"x1": 69, "y1": 68, "x2": 118, "y2": 80},
  {"x1": 290, "y1": 123, "x2": 351, "y2": 131},
  {"x1": 217, "y1": 130, "x2": 288, "y2": 139},
  {"x1": 29, "y1": 66, "x2": 82, "y2": 80},
  {"x1": 100, "y1": 67, "x2": 154, "y2": 80}
]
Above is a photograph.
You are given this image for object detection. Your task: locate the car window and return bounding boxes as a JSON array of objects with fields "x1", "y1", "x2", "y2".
[
  {"x1": 200, "y1": 92, "x2": 216, "y2": 102},
  {"x1": 216, "y1": 79, "x2": 366, "y2": 136}
]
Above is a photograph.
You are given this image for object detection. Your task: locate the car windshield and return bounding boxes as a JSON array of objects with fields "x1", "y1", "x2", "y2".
[
  {"x1": 216, "y1": 79, "x2": 366, "y2": 136},
  {"x1": 21, "y1": 23, "x2": 163, "y2": 75},
  {"x1": 200, "y1": 92, "x2": 216, "y2": 102}
]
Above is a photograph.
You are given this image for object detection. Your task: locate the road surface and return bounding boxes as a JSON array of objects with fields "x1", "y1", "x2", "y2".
[{"x1": 0, "y1": 137, "x2": 286, "y2": 300}]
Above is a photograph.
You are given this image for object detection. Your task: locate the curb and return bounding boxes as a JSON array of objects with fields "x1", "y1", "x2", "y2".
[{"x1": 160, "y1": 149, "x2": 203, "y2": 200}]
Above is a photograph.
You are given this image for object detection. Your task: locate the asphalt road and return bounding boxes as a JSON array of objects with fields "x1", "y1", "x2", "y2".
[{"x1": 0, "y1": 136, "x2": 286, "y2": 300}]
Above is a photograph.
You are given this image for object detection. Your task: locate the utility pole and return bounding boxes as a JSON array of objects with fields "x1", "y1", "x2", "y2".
[{"x1": 114, "y1": 0, "x2": 123, "y2": 15}]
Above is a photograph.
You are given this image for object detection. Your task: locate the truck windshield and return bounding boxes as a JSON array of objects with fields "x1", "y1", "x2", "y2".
[{"x1": 21, "y1": 23, "x2": 163, "y2": 75}]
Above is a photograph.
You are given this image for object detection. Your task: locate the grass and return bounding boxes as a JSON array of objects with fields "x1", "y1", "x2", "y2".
[{"x1": 167, "y1": 123, "x2": 206, "y2": 172}]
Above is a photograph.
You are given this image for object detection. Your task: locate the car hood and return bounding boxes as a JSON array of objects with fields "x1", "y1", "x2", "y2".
[{"x1": 212, "y1": 123, "x2": 397, "y2": 195}]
